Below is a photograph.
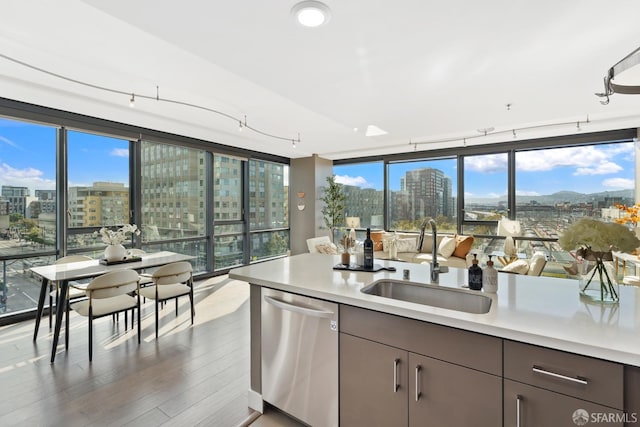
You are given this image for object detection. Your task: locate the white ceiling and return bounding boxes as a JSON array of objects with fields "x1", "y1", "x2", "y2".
[{"x1": 1, "y1": 0, "x2": 640, "y2": 160}]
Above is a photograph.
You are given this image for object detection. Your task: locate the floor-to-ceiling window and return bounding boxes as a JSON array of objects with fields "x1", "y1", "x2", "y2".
[
  {"x1": 140, "y1": 141, "x2": 208, "y2": 273},
  {"x1": 0, "y1": 100, "x2": 290, "y2": 323},
  {"x1": 213, "y1": 154, "x2": 244, "y2": 270},
  {"x1": 387, "y1": 158, "x2": 457, "y2": 232},
  {"x1": 333, "y1": 162, "x2": 384, "y2": 237},
  {"x1": 334, "y1": 131, "x2": 638, "y2": 278},
  {"x1": 248, "y1": 159, "x2": 289, "y2": 261},
  {"x1": 0, "y1": 117, "x2": 57, "y2": 314},
  {"x1": 66, "y1": 131, "x2": 132, "y2": 256}
]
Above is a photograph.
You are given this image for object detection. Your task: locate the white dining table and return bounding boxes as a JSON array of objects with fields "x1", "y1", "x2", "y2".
[{"x1": 30, "y1": 251, "x2": 195, "y2": 363}]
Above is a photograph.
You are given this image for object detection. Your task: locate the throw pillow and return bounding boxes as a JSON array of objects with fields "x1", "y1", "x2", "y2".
[
  {"x1": 315, "y1": 243, "x2": 338, "y2": 255},
  {"x1": 396, "y1": 238, "x2": 417, "y2": 253},
  {"x1": 453, "y1": 235, "x2": 474, "y2": 258},
  {"x1": 502, "y1": 259, "x2": 529, "y2": 274},
  {"x1": 438, "y1": 236, "x2": 456, "y2": 258},
  {"x1": 382, "y1": 232, "x2": 398, "y2": 254},
  {"x1": 527, "y1": 253, "x2": 547, "y2": 276},
  {"x1": 370, "y1": 230, "x2": 385, "y2": 251}
]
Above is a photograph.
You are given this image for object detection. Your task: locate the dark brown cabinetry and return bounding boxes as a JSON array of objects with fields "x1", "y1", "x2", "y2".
[
  {"x1": 504, "y1": 340, "x2": 625, "y2": 427},
  {"x1": 340, "y1": 305, "x2": 502, "y2": 427}
]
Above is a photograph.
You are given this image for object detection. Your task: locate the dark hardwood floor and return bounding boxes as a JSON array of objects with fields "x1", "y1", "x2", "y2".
[{"x1": 0, "y1": 275, "x2": 254, "y2": 427}]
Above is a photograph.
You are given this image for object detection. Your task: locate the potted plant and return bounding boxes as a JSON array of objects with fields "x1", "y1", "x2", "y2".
[{"x1": 320, "y1": 175, "x2": 345, "y2": 243}]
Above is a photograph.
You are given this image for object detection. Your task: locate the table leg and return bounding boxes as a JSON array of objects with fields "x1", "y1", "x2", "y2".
[
  {"x1": 33, "y1": 277, "x2": 49, "y2": 341},
  {"x1": 51, "y1": 280, "x2": 68, "y2": 363}
]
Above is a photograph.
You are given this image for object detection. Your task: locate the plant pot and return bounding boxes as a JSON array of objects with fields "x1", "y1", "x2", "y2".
[{"x1": 104, "y1": 244, "x2": 126, "y2": 262}]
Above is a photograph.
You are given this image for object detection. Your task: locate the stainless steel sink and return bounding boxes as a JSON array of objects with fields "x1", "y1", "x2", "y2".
[{"x1": 360, "y1": 279, "x2": 492, "y2": 314}]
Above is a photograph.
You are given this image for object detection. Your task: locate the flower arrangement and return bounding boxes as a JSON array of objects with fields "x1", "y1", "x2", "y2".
[
  {"x1": 559, "y1": 218, "x2": 639, "y2": 254},
  {"x1": 95, "y1": 224, "x2": 140, "y2": 246},
  {"x1": 614, "y1": 203, "x2": 640, "y2": 227},
  {"x1": 559, "y1": 218, "x2": 640, "y2": 303}
]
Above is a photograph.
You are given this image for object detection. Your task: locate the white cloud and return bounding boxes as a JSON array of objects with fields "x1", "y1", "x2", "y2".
[
  {"x1": 335, "y1": 175, "x2": 373, "y2": 188},
  {"x1": 574, "y1": 161, "x2": 622, "y2": 176},
  {"x1": 464, "y1": 154, "x2": 507, "y2": 173},
  {"x1": 111, "y1": 148, "x2": 129, "y2": 157},
  {"x1": 603, "y1": 177, "x2": 634, "y2": 189},
  {"x1": 0, "y1": 162, "x2": 55, "y2": 191},
  {"x1": 515, "y1": 145, "x2": 630, "y2": 177}
]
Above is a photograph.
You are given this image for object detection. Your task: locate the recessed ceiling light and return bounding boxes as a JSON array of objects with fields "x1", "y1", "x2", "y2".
[{"x1": 291, "y1": 1, "x2": 331, "y2": 28}]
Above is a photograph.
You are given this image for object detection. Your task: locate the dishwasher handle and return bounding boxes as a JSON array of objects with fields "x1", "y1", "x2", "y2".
[{"x1": 264, "y1": 295, "x2": 335, "y2": 319}]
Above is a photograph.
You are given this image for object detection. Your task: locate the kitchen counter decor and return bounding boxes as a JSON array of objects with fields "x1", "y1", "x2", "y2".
[{"x1": 559, "y1": 218, "x2": 639, "y2": 303}]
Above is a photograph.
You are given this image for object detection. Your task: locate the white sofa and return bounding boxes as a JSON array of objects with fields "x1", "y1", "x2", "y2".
[{"x1": 373, "y1": 231, "x2": 475, "y2": 269}]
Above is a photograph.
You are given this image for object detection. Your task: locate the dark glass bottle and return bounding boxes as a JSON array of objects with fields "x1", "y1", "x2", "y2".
[
  {"x1": 363, "y1": 228, "x2": 374, "y2": 270},
  {"x1": 468, "y1": 253, "x2": 483, "y2": 290}
]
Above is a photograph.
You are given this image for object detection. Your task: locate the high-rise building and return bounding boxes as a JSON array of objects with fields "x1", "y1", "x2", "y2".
[
  {"x1": 68, "y1": 182, "x2": 129, "y2": 227},
  {"x1": 1, "y1": 185, "x2": 30, "y2": 216},
  {"x1": 396, "y1": 168, "x2": 454, "y2": 220},
  {"x1": 141, "y1": 144, "x2": 206, "y2": 240}
]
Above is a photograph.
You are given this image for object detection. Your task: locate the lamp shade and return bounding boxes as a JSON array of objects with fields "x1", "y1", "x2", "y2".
[{"x1": 346, "y1": 217, "x2": 360, "y2": 228}]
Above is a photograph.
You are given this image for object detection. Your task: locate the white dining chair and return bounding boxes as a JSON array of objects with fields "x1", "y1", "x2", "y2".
[
  {"x1": 138, "y1": 261, "x2": 194, "y2": 339},
  {"x1": 69, "y1": 269, "x2": 141, "y2": 361}
]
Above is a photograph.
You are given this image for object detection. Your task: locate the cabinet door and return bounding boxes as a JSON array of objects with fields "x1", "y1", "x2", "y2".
[
  {"x1": 409, "y1": 352, "x2": 502, "y2": 427},
  {"x1": 340, "y1": 333, "x2": 408, "y2": 427},
  {"x1": 504, "y1": 380, "x2": 624, "y2": 427}
]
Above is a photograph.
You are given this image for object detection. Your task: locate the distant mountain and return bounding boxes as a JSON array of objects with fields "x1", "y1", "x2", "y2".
[{"x1": 467, "y1": 189, "x2": 634, "y2": 205}]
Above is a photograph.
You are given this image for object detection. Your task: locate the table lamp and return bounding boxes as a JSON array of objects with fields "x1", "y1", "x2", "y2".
[{"x1": 346, "y1": 217, "x2": 360, "y2": 241}]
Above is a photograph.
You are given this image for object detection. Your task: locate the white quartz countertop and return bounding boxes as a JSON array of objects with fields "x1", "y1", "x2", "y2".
[{"x1": 230, "y1": 253, "x2": 640, "y2": 367}]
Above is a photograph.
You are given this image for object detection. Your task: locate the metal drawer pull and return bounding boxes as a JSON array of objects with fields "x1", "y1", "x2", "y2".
[
  {"x1": 516, "y1": 395, "x2": 522, "y2": 427},
  {"x1": 415, "y1": 365, "x2": 422, "y2": 401},
  {"x1": 532, "y1": 365, "x2": 588, "y2": 385},
  {"x1": 393, "y1": 359, "x2": 400, "y2": 393}
]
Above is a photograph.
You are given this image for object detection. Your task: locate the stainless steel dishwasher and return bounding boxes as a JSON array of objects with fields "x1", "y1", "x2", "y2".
[{"x1": 261, "y1": 287, "x2": 338, "y2": 427}]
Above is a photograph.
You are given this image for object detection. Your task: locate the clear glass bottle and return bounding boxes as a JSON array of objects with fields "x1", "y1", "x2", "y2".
[
  {"x1": 468, "y1": 253, "x2": 483, "y2": 290},
  {"x1": 483, "y1": 255, "x2": 498, "y2": 293}
]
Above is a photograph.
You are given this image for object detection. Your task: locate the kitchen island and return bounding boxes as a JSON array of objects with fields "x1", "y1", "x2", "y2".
[{"x1": 230, "y1": 253, "x2": 640, "y2": 426}]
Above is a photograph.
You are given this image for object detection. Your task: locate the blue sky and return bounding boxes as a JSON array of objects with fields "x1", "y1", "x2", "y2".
[
  {"x1": 334, "y1": 142, "x2": 635, "y2": 199},
  {"x1": 0, "y1": 118, "x2": 129, "y2": 193}
]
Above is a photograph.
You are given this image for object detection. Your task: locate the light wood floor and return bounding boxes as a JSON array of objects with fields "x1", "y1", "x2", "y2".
[{"x1": 0, "y1": 275, "x2": 256, "y2": 427}]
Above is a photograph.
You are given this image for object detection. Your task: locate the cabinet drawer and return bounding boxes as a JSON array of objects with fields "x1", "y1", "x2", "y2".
[
  {"x1": 340, "y1": 305, "x2": 502, "y2": 375},
  {"x1": 504, "y1": 380, "x2": 624, "y2": 427},
  {"x1": 504, "y1": 340, "x2": 623, "y2": 409}
]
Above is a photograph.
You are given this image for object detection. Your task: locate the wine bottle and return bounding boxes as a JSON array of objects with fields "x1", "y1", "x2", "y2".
[{"x1": 363, "y1": 228, "x2": 374, "y2": 269}]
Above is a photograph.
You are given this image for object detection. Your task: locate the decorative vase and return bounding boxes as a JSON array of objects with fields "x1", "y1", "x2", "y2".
[
  {"x1": 578, "y1": 255, "x2": 619, "y2": 304},
  {"x1": 341, "y1": 252, "x2": 351, "y2": 267},
  {"x1": 104, "y1": 244, "x2": 126, "y2": 262}
]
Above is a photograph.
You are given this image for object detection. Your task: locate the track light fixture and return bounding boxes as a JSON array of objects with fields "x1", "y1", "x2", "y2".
[
  {"x1": 596, "y1": 45, "x2": 640, "y2": 105},
  {"x1": 0, "y1": 52, "x2": 301, "y2": 146}
]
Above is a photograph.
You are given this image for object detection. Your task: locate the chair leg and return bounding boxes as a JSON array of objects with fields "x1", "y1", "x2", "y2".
[
  {"x1": 155, "y1": 298, "x2": 159, "y2": 339},
  {"x1": 65, "y1": 297, "x2": 70, "y2": 350},
  {"x1": 125, "y1": 310, "x2": 128, "y2": 330},
  {"x1": 189, "y1": 290, "x2": 194, "y2": 325},
  {"x1": 136, "y1": 302, "x2": 141, "y2": 343},
  {"x1": 89, "y1": 310, "x2": 93, "y2": 362},
  {"x1": 175, "y1": 298, "x2": 178, "y2": 317}
]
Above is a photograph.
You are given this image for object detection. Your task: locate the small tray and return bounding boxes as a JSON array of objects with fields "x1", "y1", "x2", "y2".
[
  {"x1": 99, "y1": 256, "x2": 142, "y2": 265},
  {"x1": 333, "y1": 263, "x2": 396, "y2": 272}
]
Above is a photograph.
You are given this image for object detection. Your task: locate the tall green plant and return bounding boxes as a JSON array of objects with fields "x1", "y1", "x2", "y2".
[{"x1": 320, "y1": 175, "x2": 346, "y2": 243}]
